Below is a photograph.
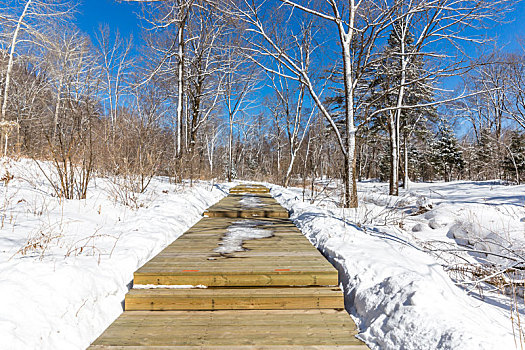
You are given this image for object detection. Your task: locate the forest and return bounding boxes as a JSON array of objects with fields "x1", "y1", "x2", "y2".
[{"x1": 0, "y1": 0, "x2": 524, "y2": 209}]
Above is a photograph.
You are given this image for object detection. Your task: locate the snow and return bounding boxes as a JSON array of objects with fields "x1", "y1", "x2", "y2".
[
  {"x1": 269, "y1": 180, "x2": 525, "y2": 350},
  {"x1": 239, "y1": 194, "x2": 262, "y2": 208},
  {"x1": 214, "y1": 219, "x2": 273, "y2": 254},
  {"x1": 132, "y1": 284, "x2": 207, "y2": 289},
  {"x1": 0, "y1": 158, "x2": 231, "y2": 350}
]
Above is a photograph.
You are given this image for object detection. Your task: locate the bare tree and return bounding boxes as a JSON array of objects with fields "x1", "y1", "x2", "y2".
[
  {"x1": 267, "y1": 68, "x2": 317, "y2": 187},
  {"x1": 505, "y1": 51, "x2": 525, "y2": 131},
  {"x1": 0, "y1": 0, "x2": 73, "y2": 155},
  {"x1": 185, "y1": 2, "x2": 225, "y2": 155},
  {"x1": 218, "y1": 39, "x2": 259, "y2": 181},
  {"x1": 36, "y1": 29, "x2": 101, "y2": 199},
  {"x1": 124, "y1": 0, "x2": 196, "y2": 159},
  {"x1": 368, "y1": 0, "x2": 515, "y2": 194},
  {"x1": 204, "y1": 116, "x2": 223, "y2": 175},
  {"x1": 95, "y1": 25, "x2": 134, "y2": 130}
]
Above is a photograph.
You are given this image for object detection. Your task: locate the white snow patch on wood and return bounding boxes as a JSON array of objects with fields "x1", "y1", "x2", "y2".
[
  {"x1": 239, "y1": 194, "x2": 262, "y2": 208},
  {"x1": 133, "y1": 284, "x2": 207, "y2": 289},
  {"x1": 214, "y1": 220, "x2": 272, "y2": 254}
]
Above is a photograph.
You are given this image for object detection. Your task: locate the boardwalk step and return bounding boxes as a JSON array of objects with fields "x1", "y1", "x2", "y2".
[
  {"x1": 89, "y1": 310, "x2": 365, "y2": 349},
  {"x1": 203, "y1": 209, "x2": 289, "y2": 218},
  {"x1": 133, "y1": 270, "x2": 339, "y2": 287},
  {"x1": 203, "y1": 192, "x2": 289, "y2": 218},
  {"x1": 230, "y1": 185, "x2": 270, "y2": 194},
  {"x1": 125, "y1": 287, "x2": 344, "y2": 311},
  {"x1": 230, "y1": 188, "x2": 270, "y2": 193}
]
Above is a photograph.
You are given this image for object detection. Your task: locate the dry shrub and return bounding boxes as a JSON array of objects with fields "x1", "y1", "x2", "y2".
[
  {"x1": 98, "y1": 112, "x2": 171, "y2": 207},
  {"x1": 15, "y1": 222, "x2": 64, "y2": 260}
]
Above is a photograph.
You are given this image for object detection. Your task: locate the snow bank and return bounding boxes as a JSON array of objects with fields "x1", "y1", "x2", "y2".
[
  {"x1": 270, "y1": 181, "x2": 523, "y2": 350},
  {"x1": 0, "y1": 158, "x2": 231, "y2": 350}
]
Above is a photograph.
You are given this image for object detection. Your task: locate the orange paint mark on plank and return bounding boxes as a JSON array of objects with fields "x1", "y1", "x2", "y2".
[
  {"x1": 182, "y1": 270, "x2": 200, "y2": 272},
  {"x1": 275, "y1": 269, "x2": 291, "y2": 272}
]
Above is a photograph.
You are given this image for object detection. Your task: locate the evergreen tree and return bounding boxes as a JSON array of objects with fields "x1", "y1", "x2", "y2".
[
  {"x1": 472, "y1": 128, "x2": 497, "y2": 180},
  {"x1": 367, "y1": 21, "x2": 436, "y2": 194},
  {"x1": 430, "y1": 120, "x2": 464, "y2": 181},
  {"x1": 503, "y1": 131, "x2": 525, "y2": 184}
]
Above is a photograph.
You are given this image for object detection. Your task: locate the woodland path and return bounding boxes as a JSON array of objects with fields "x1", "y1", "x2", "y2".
[{"x1": 89, "y1": 184, "x2": 368, "y2": 349}]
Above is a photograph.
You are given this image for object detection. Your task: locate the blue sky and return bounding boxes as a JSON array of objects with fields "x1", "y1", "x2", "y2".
[
  {"x1": 76, "y1": 0, "x2": 142, "y2": 39},
  {"x1": 76, "y1": 1, "x2": 525, "y2": 50},
  {"x1": 489, "y1": 1, "x2": 525, "y2": 51}
]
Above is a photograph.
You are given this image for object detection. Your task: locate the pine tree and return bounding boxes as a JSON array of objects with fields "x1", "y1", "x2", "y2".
[
  {"x1": 430, "y1": 120, "x2": 464, "y2": 181},
  {"x1": 503, "y1": 131, "x2": 525, "y2": 184},
  {"x1": 472, "y1": 128, "x2": 496, "y2": 180},
  {"x1": 367, "y1": 21, "x2": 436, "y2": 194}
]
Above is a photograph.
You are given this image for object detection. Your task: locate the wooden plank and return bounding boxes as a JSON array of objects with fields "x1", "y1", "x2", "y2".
[
  {"x1": 90, "y1": 346, "x2": 367, "y2": 349},
  {"x1": 133, "y1": 271, "x2": 338, "y2": 287},
  {"x1": 203, "y1": 210, "x2": 289, "y2": 218},
  {"x1": 143, "y1": 256, "x2": 329, "y2": 263},
  {"x1": 203, "y1": 192, "x2": 288, "y2": 218},
  {"x1": 125, "y1": 287, "x2": 344, "y2": 311},
  {"x1": 89, "y1": 310, "x2": 367, "y2": 349},
  {"x1": 229, "y1": 185, "x2": 271, "y2": 194}
]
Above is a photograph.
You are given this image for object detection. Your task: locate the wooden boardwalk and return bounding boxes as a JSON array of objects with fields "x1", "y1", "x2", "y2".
[{"x1": 89, "y1": 184, "x2": 368, "y2": 349}]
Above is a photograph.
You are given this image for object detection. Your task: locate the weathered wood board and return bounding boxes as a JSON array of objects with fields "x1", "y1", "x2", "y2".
[
  {"x1": 125, "y1": 286, "x2": 344, "y2": 311},
  {"x1": 89, "y1": 310, "x2": 365, "y2": 349},
  {"x1": 133, "y1": 217, "x2": 338, "y2": 287},
  {"x1": 203, "y1": 192, "x2": 288, "y2": 218},
  {"x1": 229, "y1": 184, "x2": 271, "y2": 194}
]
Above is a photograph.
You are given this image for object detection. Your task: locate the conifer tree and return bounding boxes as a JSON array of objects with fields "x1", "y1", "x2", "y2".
[
  {"x1": 503, "y1": 131, "x2": 525, "y2": 184},
  {"x1": 472, "y1": 128, "x2": 497, "y2": 180},
  {"x1": 430, "y1": 120, "x2": 464, "y2": 181},
  {"x1": 368, "y1": 21, "x2": 436, "y2": 194}
]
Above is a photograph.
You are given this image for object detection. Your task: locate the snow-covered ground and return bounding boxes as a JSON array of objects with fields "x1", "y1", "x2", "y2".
[
  {"x1": 269, "y1": 180, "x2": 525, "y2": 350},
  {"x1": 0, "y1": 158, "x2": 231, "y2": 349},
  {"x1": 1, "y1": 157, "x2": 524, "y2": 350}
]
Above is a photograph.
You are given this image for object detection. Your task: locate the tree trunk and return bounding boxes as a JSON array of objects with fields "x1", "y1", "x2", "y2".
[
  {"x1": 340, "y1": 28, "x2": 358, "y2": 208},
  {"x1": 389, "y1": 111, "x2": 399, "y2": 196},
  {"x1": 228, "y1": 115, "x2": 233, "y2": 181},
  {"x1": 390, "y1": 25, "x2": 408, "y2": 195},
  {"x1": 283, "y1": 150, "x2": 297, "y2": 187},
  {"x1": 176, "y1": 20, "x2": 185, "y2": 158},
  {"x1": 403, "y1": 137, "x2": 409, "y2": 190},
  {"x1": 53, "y1": 77, "x2": 63, "y2": 141},
  {"x1": 2, "y1": 0, "x2": 32, "y2": 123}
]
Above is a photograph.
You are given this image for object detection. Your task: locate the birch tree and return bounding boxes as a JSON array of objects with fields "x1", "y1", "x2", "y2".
[{"x1": 368, "y1": 20, "x2": 435, "y2": 194}]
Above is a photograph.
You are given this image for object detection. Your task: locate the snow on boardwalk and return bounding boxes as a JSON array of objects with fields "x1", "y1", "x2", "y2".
[{"x1": 89, "y1": 185, "x2": 367, "y2": 349}]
